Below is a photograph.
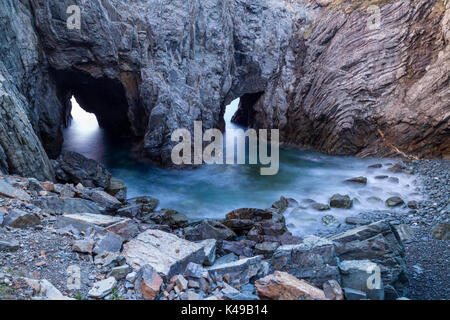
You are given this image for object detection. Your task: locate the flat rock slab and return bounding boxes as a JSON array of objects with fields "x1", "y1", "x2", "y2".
[
  {"x1": 255, "y1": 271, "x2": 327, "y2": 300},
  {"x1": 33, "y1": 197, "x2": 106, "y2": 215},
  {"x1": 56, "y1": 213, "x2": 126, "y2": 233},
  {"x1": 122, "y1": 229, "x2": 205, "y2": 279},
  {"x1": 88, "y1": 277, "x2": 116, "y2": 299},
  {"x1": 207, "y1": 255, "x2": 264, "y2": 287},
  {"x1": 0, "y1": 180, "x2": 30, "y2": 201},
  {"x1": 2, "y1": 210, "x2": 41, "y2": 228}
]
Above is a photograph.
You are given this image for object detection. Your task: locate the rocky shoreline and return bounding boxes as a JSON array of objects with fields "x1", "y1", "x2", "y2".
[{"x1": 0, "y1": 152, "x2": 448, "y2": 300}]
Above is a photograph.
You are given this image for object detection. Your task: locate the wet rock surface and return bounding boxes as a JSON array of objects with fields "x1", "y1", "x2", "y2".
[
  {"x1": 0, "y1": 159, "x2": 448, "y2": 300},
  {"x1": 0, "y1": 0, "x2": 448, "y2": 182}
]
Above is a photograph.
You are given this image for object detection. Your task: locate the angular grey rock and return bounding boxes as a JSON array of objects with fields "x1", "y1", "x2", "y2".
[
  {"x1": 106, "y1": 178, "x2": 127, "y2": 202},
  {"x1": 394, "y1": 224, "x2": 415, "y2": 244},
  {"x1": 199, "y1": 239, "x2": 217, "y2": 266},
  {"x1": 345, "y1": 216, "x2": 371, "y2": 226},
  {"x1": 122, "y1": 229, "x2": 205, "y2": 279},
  {"x1": 207, "y1": 255, "x2": 264, "y2": 287},
  {"x1": 214, "y1": 253, "x2": 239, "y2": 266},
  {"x1": 108, "y1": 265, "x2": 131, "y2": 281},
  {"x1": 87, "y1": 190, "x2": 122, "y2": 213},
  {"x1": 272, "y1": 235, "x2": 340, "y2": 287},
  {"x1": 56, "y1": 213, "x2": 126, "y2": 234},
  {"x1": 184, "y1": 219, "x2": 236, "y2": 241},
  {"x1": 343, "y1": 287, "x2": 367, "y2": 301},
  {"x1": 184, "y1": 262, "x2": 208, "y2": 279},
  {"x1": 339, "y1": 260, "x2": 384, "y2": 300},
  {"x1": 322, "y1": 279, "x2": 344, "y2": 300},
  {"x1": 33, "y1": 197, "x2": 107, "y2": 215},
  {"x1": 93, "y1": 232, "x2": 124, "y2": 255},
  {"x1": 27, "y1": 178, "x2": 46, "y2": 193},
  {"x1": 0, "y1": 180, "x2": 31, "y2": 201},
  {"x1": 146, "y1": 209, "x2": 188, "y2": 229},
  {"x1": 255, "y1": 241, "x2": 280, "y2": 258},
  {"x1": 127, "y1": 196, "x2": 159, "y2": 213},
  {"x1": 2, "y1": 209, "x2": 40, "y2": 228},
  {"x1": 22, "y1": 278, "x2": 73, "y2": 300},
  {"x1": 54, "y1": 152, "x2": 111, "y2": 188},
  {"x1": 72, "y1": 239, "x2": 95, "y2": 254},
  {"x1": 88, "y1": 277, "x2": 117, "y2": 299},
  {"x1": 345, "y1": 177, "x2": 367, "y2": 185},
  {"x1": 328, "y1": 220, "x2": 408, "y2": 298},
  {"x1": 117, "y1": 203, "x2": 144, "y2": 218}
]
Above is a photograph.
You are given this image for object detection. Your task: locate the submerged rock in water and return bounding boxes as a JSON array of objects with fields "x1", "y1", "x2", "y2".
[
  {"x1": 311, "y1": 203, "x2": 330, "y2": 211},
  {"x1": 345, "y1": 177, "x2": 367, "y2": 185},
  {"x1": 329, "y1": 194, "x2": 353, "y2": 209},
  {"x1": 385, "y1": 196, "x2": 405, "y2": 208},
  {"x1": 339, "y1": 260, "x2": 384, "y2": 300}
]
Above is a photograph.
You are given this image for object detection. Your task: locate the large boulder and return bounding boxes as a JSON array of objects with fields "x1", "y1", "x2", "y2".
[
  {"x1": 122, "y1": 229, "x2": 205, "y2": 279},
  {"x1": 328, "y1": 220, "x2": 408, "y2": 298},
  {"x1": 271, "y1": 235, "x2": 340, "y2": 288},
  {"x1": 53, "y1": 151, "x2": 111, "y2": 188}
]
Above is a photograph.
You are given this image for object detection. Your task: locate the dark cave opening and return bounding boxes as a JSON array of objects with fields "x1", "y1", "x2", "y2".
[
  {"x1": 230, "y1": 91, "x2": 264, "y2": 128},
  {"x1": 54, "y1": 70, "x2": 132, "y2": 136}
]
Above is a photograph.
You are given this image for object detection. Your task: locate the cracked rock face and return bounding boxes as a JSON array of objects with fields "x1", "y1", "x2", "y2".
[
  {"x1": 0, "y1": 0, "x2": 448, "y2": 180},
  {"x1": 243, "y1": 0, "x2": 450, "y2": 159}
]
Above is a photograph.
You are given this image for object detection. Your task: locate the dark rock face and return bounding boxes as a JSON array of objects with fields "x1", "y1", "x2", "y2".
[
  {"x1": 0, "y1": 0, "x2": 448, "y2": 180},
  {"x1": 271, "y1": 236, "x2": 340, "y2": 288},
  {"x1": 53, "y1": 151, "x2": 111, "y2": 188},
  {"x1": 328, "y1": 220, "x2": 409, "y2": 298},
  {"x1": 243, "y1": 0, "x2": 450, "y2": 159}
]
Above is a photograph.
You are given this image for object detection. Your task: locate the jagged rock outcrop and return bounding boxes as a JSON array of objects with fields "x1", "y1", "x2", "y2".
[
  {"x1": 240, "y1": 0, "x2": 450, "y2": 159},
  {"x1": 0, "y1": 0, "x2": 448, "y2": 180}
]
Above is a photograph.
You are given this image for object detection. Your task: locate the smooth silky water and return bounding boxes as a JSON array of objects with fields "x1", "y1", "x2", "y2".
[{"x1": 63, "y1": 98, "x2": 421, "y2": 236}]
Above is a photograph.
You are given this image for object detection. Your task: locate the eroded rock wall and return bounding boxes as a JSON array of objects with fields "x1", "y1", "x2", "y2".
[
  {"x1": 250, "y1": 0, "x2": 450, "y2": 158},
  {"x1": 0, "y1": 0, "x2": 448, "y2": 180}
]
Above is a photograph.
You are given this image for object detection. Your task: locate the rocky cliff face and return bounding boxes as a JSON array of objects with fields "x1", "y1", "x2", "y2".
[
  {"x1": 0, "y1": 0, "x2": 448, "y2": 180},
  {"x1": 240, "y1": 0, "x2": 450, "y2": 159}
]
